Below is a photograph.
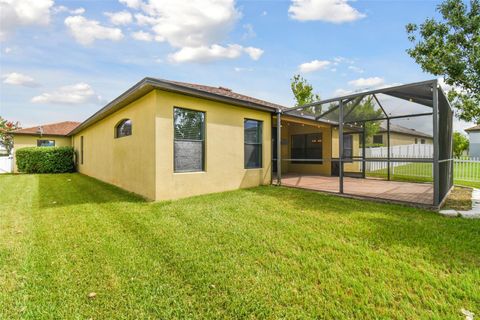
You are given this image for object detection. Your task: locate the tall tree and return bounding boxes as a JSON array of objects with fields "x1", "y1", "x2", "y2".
[
  {"x1": 0, "y1": 116, "x2": 20, "y2": 155},
  {"x1": 290, "y1": 74, "x2": 321, "y2": 116},
  {"x1": 406, "y1": 0, "x2": 480, "y2": 124},
  {"x1": 453, "y1": 131, "x2": 470, "y2": 157}
]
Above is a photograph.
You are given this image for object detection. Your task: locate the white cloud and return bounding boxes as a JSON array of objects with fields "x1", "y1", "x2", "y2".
[
  {"x1": 123, "y1": 0, "x2": 264, "y2": 63},
  {"x1": 53, "y1": 5, "x2": 85, "y2": 15},
  {"x1": 349, "y1": 77, "x2": 385, "y2": 88},
  {"x1": 119, "y1": 0, "x2": 143, "y2": 10},
  {"x1": 0, "y1": 0, "x2": 54, "y2": 41},
  {"x1": 261, "y1": 11, "x2": 268, "y2": 16},
  {"x1": 2, "y1": 72, "x2": 39, "y2": 87},
  {"x1": 299, "y1": 59, "x2": 331, "y2": 73},
  {"x1": 333, "y1": 56, "x2": 354, "y2": 65},
  {"x1": 334, "y1": 88, "x2": 352, "y2": 97},
  {"x1": 4, "y1": 47, "x2": 12, "y2": 54},
  {"x1": 234, "y1": 67, "x2": 253, "y2": 72},
  {"x1": 169, "y1": 44, "x2": 263, "y2": 63},
  {"x1": 134, "y1": 13, "x2": 159, "y2": 26},
  {"x1": 127, "y1": 0, "x2": 240, "y2": 48},
  {"x1": 244, "y1": 47, "x2": 264, "y2": 60},
  {"x1": 64, "y1": 15, "x2": 124, "y2": 45},
  {"x1": 348, "y1": 65, "x2": 364, "y2": 73},
  {"x1": 289, "y1": 0, "x2": 366, "y2": 23},
  {"x1": 31, "y1": 83, "x2": 101, "y2": 104},
  {"x1": 131, "y1": 30, "x2": 154, "y2": 41},
  {"x1": 104, "y1": 10, "x2": 133, "y2": 25},
  {"x1": 242, "y1": 24, "x2": 256, "y2": 39}
]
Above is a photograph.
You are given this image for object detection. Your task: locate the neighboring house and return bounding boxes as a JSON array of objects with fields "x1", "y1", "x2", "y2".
[
  {"x1": 466, "y1": 124, "x2": 480, "y2": 157},
  {"x1": 370, "y1": 123, "x2": 433, "y2": 146},
  {"x1": 12, "y1": 122, "x2": 81, "y2": 171}
]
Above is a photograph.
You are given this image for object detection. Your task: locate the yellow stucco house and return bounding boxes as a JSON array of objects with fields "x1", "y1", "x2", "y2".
[
  {"x1": 12, "y1": 77, "x2": 366, "y2": 201},
  {"x1": 370, "y1": 123, "x2": 433, "y2": 146}
]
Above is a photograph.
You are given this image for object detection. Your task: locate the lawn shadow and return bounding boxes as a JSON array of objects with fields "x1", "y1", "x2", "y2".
[
  {"x1": 38, "y1": 173, "x2": 146, "y2": 209},
  {"x1": 245, "y1": 186, "x2": 480, "y2": 270}
]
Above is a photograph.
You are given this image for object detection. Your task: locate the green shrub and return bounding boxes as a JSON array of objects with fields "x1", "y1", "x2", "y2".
[{"x1": 16, "y1": 146, "x2": 75, "y2": 173}]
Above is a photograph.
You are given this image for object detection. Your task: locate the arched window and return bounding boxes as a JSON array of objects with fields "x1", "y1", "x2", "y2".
[{"x1": 115, "y1": 119, "x2": 132, "y2": 138}]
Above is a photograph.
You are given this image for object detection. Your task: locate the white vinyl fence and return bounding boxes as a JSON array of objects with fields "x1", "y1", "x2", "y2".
[
  {"x1": 364, "y1": 144, "x2": 433, "y2": 172},
  {"x1": 454, "y1": 157, "x2": 480, "y2": 182},
  {"x1": 0, "y1": 155, "x2": 13, "y2": 174},
  {"x1": 362, "y1": 144, "x2": 480, "y2": 182}
]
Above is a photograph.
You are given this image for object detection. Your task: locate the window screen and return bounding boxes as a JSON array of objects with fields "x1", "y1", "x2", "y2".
[
  {"x1": 373, "y1": 134, "x2": 383, "y2": 145},
  {"x1": 115, "y1": 119, "x2": 132, "y2": 138},
  {"x1": 37, "y1": 140, "x2": 55, "y2": 147},
  {"x1": 291, "y1": 133, "x2": 322, "y2": 164},
  {"x1": 244, "y1": 119, "x2": 262, "y2": 168},
  {"x1": 174, "y1": 107, "x2": 205, "y2": 172}
]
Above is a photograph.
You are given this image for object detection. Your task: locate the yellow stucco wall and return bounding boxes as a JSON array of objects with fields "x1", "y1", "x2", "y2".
[
  {"x1": 72, "y1": 91, "x2": 157, "y2": 200},
  {"x1": 13, "y1": 134, "x2": 72, "y2": 172},
  {"x1": 371, "y1": 132, "x2": 433, "y2": 146},
  {"x1": 277, "y1": 116, "x2": 332, "y2": 175},
  {"x1": 154, "y1": 90, "x2": 272, "y2": 201},
  {"x1": 275, "y1": 116, "x2": 361, "y2": 175}
]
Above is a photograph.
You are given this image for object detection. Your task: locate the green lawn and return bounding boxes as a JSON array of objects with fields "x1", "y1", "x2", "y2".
[
  {"x1": 368, "y1": 162, "x2": 480, "y2": 188},
  {"x1": 1, "y1": 174, "x2": 479, "y2": 319}
]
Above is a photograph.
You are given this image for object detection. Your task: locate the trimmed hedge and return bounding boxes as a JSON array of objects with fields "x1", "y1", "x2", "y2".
[{"x1": 16, "y1": 146, "x2": 75, "y2": 173}]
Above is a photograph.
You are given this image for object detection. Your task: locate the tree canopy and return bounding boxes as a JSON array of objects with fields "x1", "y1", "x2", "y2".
[
  {"x1": 453, "y1": 131, "x2": 470, "y2": 157},
  {"x1": 406, "y1": 0, "x2": 480, "y2": 124},
  {"x1": 290, "y1": 74, "x2": 322, "y2": 116}
]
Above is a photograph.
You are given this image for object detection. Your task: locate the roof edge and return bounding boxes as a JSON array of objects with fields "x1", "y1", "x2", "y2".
[
  {"x1": 12, "y1": 132, "x2": 71, "y2": 137},
  {"x1": 69, "y1": 77, "x2": 280, "y2": 136}
]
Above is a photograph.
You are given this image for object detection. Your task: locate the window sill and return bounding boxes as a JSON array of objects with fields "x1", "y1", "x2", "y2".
[{"x1": 174, "y1": 171, "x2": 206, "y2": 175}]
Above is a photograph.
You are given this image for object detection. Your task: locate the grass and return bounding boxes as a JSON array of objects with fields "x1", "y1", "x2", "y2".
[
  {"x1": 368, "y1": 162, "x2": 480, "y2": 188},
  {"x1": 1, "y1": 173, "x2": 479, "y2": 319}
]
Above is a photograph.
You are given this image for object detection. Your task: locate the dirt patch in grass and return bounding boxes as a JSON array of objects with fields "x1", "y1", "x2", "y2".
[{"x1": 443, "y1": 186, "x2": 473, "y2": 211}]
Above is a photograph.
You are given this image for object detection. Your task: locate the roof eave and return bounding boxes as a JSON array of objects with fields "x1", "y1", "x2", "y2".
[
  {"x1": 68, "y1": 77, "x2": 280, "y2": 136},
  {"x1": 12, "y1": 132, "x2": 71, "y2": 137}
]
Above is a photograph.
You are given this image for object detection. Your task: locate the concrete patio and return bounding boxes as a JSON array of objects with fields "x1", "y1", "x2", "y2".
[{"x1": 278, "y1": 174, "x2": 434, "y2": 206}]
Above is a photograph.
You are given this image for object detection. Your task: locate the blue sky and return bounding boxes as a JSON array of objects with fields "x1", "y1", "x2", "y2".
[{"x1": 0, "y1": 0, "x2": 474, "y2": 131}]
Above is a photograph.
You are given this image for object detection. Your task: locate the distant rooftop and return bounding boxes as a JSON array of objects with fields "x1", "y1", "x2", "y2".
[
  {"x1": 465, "y1": 124, "x2": 480, "y2": 132},
  {"x1": 379, "y1": 123, "x2": 432, "y2": 138},
  {"x1": 13, "y1": 121, "x2": 81, "y2": 136}
]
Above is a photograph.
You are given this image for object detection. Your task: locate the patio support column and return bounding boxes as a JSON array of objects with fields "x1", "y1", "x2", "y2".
[
  {"x1": 339, "y1": 100, "x2": 344, "y2": 194},
  {"x1": 387, "y1": 118, "x2": 391, "y2": 181},
  {"x1": 276, "y1": 110, "x2": 282, "y2": 186},
  {"x1": 433, "y1": 82, "x2": 440, "y2": 206},
  {"x1": 362, "y1": 123, "x2": 366, "y2": 178}
]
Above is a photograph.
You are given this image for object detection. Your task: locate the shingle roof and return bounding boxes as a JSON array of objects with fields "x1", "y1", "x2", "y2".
[
  {"x1": 379, "y1": 123, "x2": 432, "y2": 138},
  {"x1": 465, "y1": 124, "x2": 480, "y2": 132},
  {"x1": 13, "y1": 121, "x2": 81, "y2": 136},
  {"x1": 161, "y1": 79, "x2": 286, "y2": 110},
  {"x1": 69, "y1": 77, "x2": 285, "y2": 136}
]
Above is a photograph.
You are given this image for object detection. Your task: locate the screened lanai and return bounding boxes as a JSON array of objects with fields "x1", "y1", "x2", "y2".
[{"x1": 274, "y1": 80, "x2": 453, "y2": 207}]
